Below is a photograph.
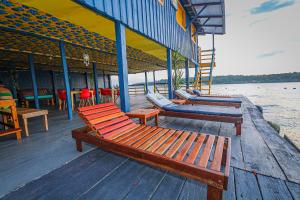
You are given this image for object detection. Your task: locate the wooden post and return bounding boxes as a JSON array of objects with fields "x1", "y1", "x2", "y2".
[
  {"x1": 93, "y1": 63, "x2": 100, "y2": 104},
  {"x1": 59, "y1": 41, "x2": 72, "y2": 120},
  {"x1": 194, "y1": 64, "x2": 199, "y2": 81},
  {"x1": 167, "y1": 48, "x2": 173, "y2": 99},
  {"x1": 28, "y1": 54, "x2": 39, "y2": 109},
  {"x1": 144, "y1": 71, "x2": 148, "y2": 94},
  {"x1": 185, "y1": 58, "x2": 189, "y2": 89},
  {"x1": 207, "y1": 186, "x2": 223, "y2": 200},
  {"x1": 115, "y1": 21, "x2": 130, "y2": 112}
]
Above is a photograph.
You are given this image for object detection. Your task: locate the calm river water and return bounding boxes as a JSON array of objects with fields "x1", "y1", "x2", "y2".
[{"x1": 212, "y1": 82, "x2": 300, "y2": 148}]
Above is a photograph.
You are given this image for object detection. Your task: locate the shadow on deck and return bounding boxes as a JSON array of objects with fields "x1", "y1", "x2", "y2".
[{"x1": 0, "y1": 95, "x2": 299, "y2": 200}]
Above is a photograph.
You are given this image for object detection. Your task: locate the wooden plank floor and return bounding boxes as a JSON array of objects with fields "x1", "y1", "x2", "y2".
[{"x1": 0, "y1": 95, "x2": 299, "y2": 200}]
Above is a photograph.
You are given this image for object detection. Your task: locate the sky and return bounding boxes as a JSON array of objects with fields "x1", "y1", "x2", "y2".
[{"x1": 112, "y1": 0, "x2": 300, "y2": 85}]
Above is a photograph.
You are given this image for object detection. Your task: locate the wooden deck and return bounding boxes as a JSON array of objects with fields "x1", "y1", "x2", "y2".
[{"x1": 0, "y1": 95, "x2": 299, "y2": 200}]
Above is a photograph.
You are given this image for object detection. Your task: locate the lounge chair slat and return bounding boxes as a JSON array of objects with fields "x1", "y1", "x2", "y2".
[
  {"x1": 147, "y1": 130, "x2": 176, "y2": 152},
  {"x1": 81, "y1": 105, "x2": 118, "y2": 116},
  {"x1": 138, "y1": 129, "x2": 170, "y2": 150},
  {"x1": 198, "y1": 135, "x2": 216, "y2": 168},
  {"x1": 175, "y1": 133, "x2": 197, "y2": 161},
  {"x1": 94, "y1": 116, "x2": 130, "y2": 130},
  {"x1": 102, "y1": 123, "x2": 138, "y2": 139},
  {"x1": 210, "y1": 137, "x2": 225, "y2": 171},
  {"x1": 85, "y1": 109, "x2": 121, "y2": 121},
  {"x1": 90, "y1": 112, "x2": 124, "y2": 125},
  {"x1": 132, "y1": 128, "x2": 163, "y2": 148},
  {"x1": 78, "y1": 102, "x2": 115, "y2": 112},
  {"x1": 186, "y1": 134, "x2": 206, "y2": 164},
  {"x1": 107, "y1": 125, "x2": 145, "y2": 140},
  {"x1": 155, "y1": 131, "x2": 183, "y2": 155},
  {"x1": 122, "y1": 127, "x2": 158, "y2": 145},
  {"x1": 165, "y1": 131, "x2": 190, "y2": 158},
  {"x1": 112, "y1": 126, "x2": 149, "y2": 142},
  {"x1": 98, "y1": 119, "x2": 134, "y2": 135}
]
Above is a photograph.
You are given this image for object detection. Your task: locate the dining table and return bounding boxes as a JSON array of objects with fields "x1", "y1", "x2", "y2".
[{"x1": 71, "y1": 90, "x2": 95, "y2": 111}]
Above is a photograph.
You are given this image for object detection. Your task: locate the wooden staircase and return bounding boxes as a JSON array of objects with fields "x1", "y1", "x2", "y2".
[{"x1": 194, "y1": 48, "x2": 216, "y2": 94}]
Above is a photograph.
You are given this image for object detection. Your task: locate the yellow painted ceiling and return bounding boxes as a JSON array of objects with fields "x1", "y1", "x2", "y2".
[{"x1": 20, "y1": 0, "x2": 166, "y2": 60}]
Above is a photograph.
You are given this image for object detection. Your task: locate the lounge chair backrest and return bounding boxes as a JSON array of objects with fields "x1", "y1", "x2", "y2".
[
  {"x1": 146, "y1": 93, "x2": 172, "y2": 108},
  {"x1": 77, "y1": 103, "x2": 136, "y2": 138},
  {"x1": 193, "y1": 89, "x2": 201, "y2": 96},
  {"x1": 147, "y1": 86, "x2": 155, "y2": 94},
  {"x1": 175, "y1": 89, "x2": 193, "y2": 99}
]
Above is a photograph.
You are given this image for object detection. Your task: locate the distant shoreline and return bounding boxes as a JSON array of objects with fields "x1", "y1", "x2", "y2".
[{"x1": 130, "y1": 72, "x2": 300, "y2": 86}]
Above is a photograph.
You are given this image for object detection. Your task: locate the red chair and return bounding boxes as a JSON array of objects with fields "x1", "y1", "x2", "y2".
[
  {"x1": 79, "y1": 88, "x2": 92, "y2": 107},
  {"x1": 100, "y1": 88, "x2": 112, "y2": 103},
  {"x1": 57, "y1": 89, "x2": 67, "y2": 110}
]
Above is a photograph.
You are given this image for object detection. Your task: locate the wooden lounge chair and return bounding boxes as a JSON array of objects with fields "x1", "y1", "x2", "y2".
[
  {"x1": 175, "y1": 89, "x2": 242, "y2": 108},
  {"x1": 146, "y1": 93, "x2": 243, "y2": 135},
  {"x1": 72, "y1": 103, "x2": 231, "y2": 200},
  {"x1": 186, "y1": 88, "x2": 232, "y2": 98}
]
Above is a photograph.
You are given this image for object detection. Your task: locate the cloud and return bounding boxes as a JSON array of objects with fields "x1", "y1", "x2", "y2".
[
  {"x1": 257, "y1": 50, "x2": 285, "y2": 58},
  {"x1": 250, "y1": 0, "x2": 295, "y2": 14},
  {"x1": 249, "y1": 18, "x2": 268, "y2": 26}
]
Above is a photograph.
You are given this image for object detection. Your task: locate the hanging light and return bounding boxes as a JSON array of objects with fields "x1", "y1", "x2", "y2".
[{"x1": 83, "y1": 51, "x2": 90, "y2": 67}]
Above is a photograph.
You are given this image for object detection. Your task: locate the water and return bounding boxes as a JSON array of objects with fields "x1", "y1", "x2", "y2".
[{"x1": 212, "y1": 82, "x2": 300, "y2": 148}]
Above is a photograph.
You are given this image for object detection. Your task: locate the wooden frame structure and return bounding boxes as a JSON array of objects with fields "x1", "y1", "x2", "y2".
[
  {"x1": 0, "y1": 100, "x2": 22, "y2": 141},
  {"x1": 72, "y1": 103, "x2": 231, "y2": 200}
]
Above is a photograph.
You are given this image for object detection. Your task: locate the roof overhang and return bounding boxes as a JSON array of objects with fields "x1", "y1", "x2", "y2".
[{"x1": 183, "y1": 0, "x2": 225, "y2": 35}]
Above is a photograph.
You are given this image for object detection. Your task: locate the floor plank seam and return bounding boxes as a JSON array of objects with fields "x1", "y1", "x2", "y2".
[
  {"x1": 284, "y1": 181, "x2": 296, "y2": 200},
  {"x1": 254, "y1": 170, "x2": 264, "y2": 200},
  {"x1": 147, "y1": 172, "x2": 167, "y2": 200},
  {"x1": 175, "y1": 177, "x2": 187, "y2": 200},
  {"x1": 75, "y1": 158, "x2": 129, "y2": 200}
]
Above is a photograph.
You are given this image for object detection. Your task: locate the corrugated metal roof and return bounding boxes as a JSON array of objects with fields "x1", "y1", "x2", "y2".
[{"x1": 183, "y1": 0, "x2": 225, "y2": 35}]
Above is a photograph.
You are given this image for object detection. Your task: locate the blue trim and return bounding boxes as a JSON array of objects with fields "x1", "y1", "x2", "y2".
[
  {"x1": 59, "y1": 41, "x2": 72, "y2": 120},
  {"x1": 93, "y1": 63, "x2": 100, "y2": 104},
  {"x1": 167, "y1": 48, "x2": 173, "y2": 99},
  {"x1": 28, "y1": 54, "x2": 40, "y2": 109},
  {"x1": 115, "y1": 21, "x2": 130, "y2": 112},
  {"x1": 185, "y1": 58, "x2": 189, "y2": 89},
  {"x1": 144, "y1": 71, "x2": 148, "y2": 94}
]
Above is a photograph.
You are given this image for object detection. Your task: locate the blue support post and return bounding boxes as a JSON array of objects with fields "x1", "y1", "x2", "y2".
[
  {"x1": 59, "y1": 41, "x2": 72, "y2": 120},
  {"x1": 85, "y1": 72, "x2": 89, "y2": 88},
  {"x1": 28, "y1": 54, "x2": 39, "y2": 109},
  {"x1": 185, "y1": 58, "x2": 189, "y2": 89},
  {"x1": 115, "y1": 21, "x2": 130, "y2": 112},
  {"x1": 108, "y1": 75, "x2": 112, "y2": 89},
  {"x1": 93, "y1": 63, "x2": 100, "y2": 104},
  {"x1": 153, "y1": 71, "x2": 156, "y2": 93},
  {"x1": 103, "y1": 71, "x2": 106, "y2": 88},
  {"x1": 194, "y1": 64, "x2": 199, "y2": 81},
  {"x1": 51, "y1": 70, "x2": 58, "y2": 105},
  {"x1": 167, "y1": 48, "x2": 173, "y2": 99},
  {"x1": 144, "y1": 71, "x2": 148, "y2": 94}
]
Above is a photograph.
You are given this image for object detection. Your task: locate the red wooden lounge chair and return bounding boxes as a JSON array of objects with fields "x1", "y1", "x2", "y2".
[{"x1": 72, "y1": 103, "x2": 231, "y2": 200}]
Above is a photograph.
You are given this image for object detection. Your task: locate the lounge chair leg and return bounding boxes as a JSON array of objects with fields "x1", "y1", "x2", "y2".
[
  {"x1": 207, "y1": 186, "x2": 223, "y2": 200},
  {"x1": 76, "y1": 139, "x2": 83, "y2": 152},
  {"x1": 235, "y1": 122, "x2": 241, "y2": 136}
]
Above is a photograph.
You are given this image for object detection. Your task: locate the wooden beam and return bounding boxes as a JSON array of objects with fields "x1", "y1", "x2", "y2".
[
  {"x1": 167, "y1": 48, "x2": 173, "y2": 99},
  {"x1": 28, "y1": 54, "x2": 40, "y2": 109},
  {"x1": 93, "y1": 63, "x2": 100, "y2": 104}
]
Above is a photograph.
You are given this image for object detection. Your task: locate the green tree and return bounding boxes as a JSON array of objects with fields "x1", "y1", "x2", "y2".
[{"x1": 172, "y1": 50, "x2": 185, "y2": 90}]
